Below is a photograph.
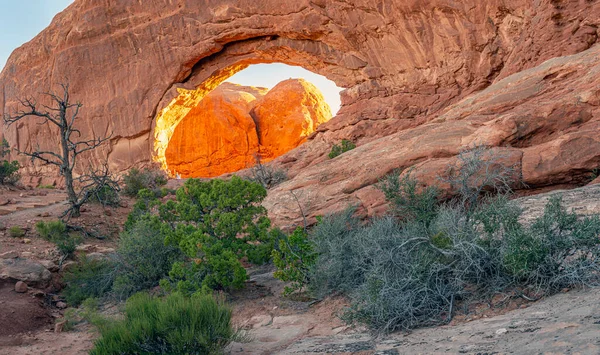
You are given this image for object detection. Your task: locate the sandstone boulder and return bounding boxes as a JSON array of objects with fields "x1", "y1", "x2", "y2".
[
  {"x1": 165, "y1": 80, "x2": 331, "y2": 177},
  {"x1": 165, "y1": 83, "x2": 263, "y2": 178},
  {"x1": 0, "y1": 258, "x2": 52, "y2": 286},
  {"x1": 252, "y1": 79, "x2": 332, "y2": 160}
]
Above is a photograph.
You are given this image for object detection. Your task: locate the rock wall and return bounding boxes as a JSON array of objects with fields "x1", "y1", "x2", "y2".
[
  {"x1": 165, "y1": 80, "x2": 331, "y2": 177},
  {"x1": 1, "y1": 0, "x2": 599, "y2": 224}
]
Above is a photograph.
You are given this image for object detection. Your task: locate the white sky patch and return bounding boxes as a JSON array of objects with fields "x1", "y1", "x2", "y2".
[{"x1": 227, "y1": 63, "x2": 342, "y2": 115}]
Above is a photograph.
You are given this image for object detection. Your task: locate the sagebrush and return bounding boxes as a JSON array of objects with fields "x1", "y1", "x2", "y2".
[{"x1": 122, "y1": 167, "x2": 168, "y2": 197}]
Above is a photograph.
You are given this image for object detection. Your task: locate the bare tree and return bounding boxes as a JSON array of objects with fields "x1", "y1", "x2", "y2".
[
  {"x1": 3, "y1": 83, "x2": 113, "y2": 218},
  {"x1": 248, "y1": 154, "x2": 287, "y2": 189}
]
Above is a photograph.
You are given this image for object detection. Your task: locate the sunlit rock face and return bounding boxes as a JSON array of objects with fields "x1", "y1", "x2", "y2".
[
  {"x1": 253, "y1": 79, "x2": 332, "y2": 160},
  {"x1": 165, "y1": 80, "x2": 332, "y2": 178}
]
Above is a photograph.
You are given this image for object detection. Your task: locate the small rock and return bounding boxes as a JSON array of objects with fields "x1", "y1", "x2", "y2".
[
  {"x1": 54, "y1": 320, "x2": 66, "y2": 333},
  {"x1": 41, "y1": 212, "x2": 50, "y2": 217},
  {"x1": 21, "y1": 252, "x2": 34, "y2": 258},
  {"x1": 56, "y1": 301, "x2": 67, "y2": 309},
  {"x1": 39, "y1": 260, "x2": 59, "y2": 272},
  {"x1": 80, "y1": 207, "x2": 88, "y2": 213},
  {"x1": 96, "y1": 247, "x2": 115, "y2": 254},
  {"x1": 332, "y1": 325, "x2": 349, "y2": 334},
  {"x1": 76, "y1": 244, "x2": 94, "y2": 252},
  {"x1": 22, "y1": 238, "x2": 32, "y2": 244},
  {"x1": 104, "y1": 209, "x2": 112, "y2": 216},
  {"x1": 495, "y1": 328, "x2": 508, "y2": 336},
  {"x1": 15, "y1": 281, "x2": 28, "y2": 293},
  {"x1": 119, "y1": 201, "x2": 128, "y2": 208}
]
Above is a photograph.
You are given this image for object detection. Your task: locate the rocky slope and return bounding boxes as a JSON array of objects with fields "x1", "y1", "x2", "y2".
[
  {"x1": 165, "y1": 80, "x2": 331, "y2": 178},
  {"x1": 1, "y1": 0, "x2": 599, "y2": 223}
]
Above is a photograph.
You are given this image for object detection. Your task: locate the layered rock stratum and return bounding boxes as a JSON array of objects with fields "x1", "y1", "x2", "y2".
[
  {"x1": 1, "y1": 0, "x2": 599, "y2": 226},
  {"x1": 165, "y1": 80, "x2": 331, "y2": 178}
]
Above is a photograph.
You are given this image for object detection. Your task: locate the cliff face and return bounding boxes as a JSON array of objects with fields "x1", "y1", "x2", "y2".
[
  {"x1": 1, "y1": 0, "x2": 599, "y2": 225},
  {"x1": 164, "y1": 80, "x2": 331, "y2": 178}
]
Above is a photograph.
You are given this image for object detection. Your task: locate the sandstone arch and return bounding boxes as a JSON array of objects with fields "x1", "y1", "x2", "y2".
[{"x1": 1, "y1": 0, "x2": 599, "y2": 227}]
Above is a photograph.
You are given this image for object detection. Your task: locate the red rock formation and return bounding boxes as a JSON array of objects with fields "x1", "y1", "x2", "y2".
[
  {"x1": 165, "y1": 80, "x2": 331, "y2": 178},
  {"x1": 0, "y1": 0, "x2": 599, "y2": 224},
  {"x1": 164, "y1": 83, "x2": 263, "y2": 178},
  {"x1": 253, "y1": 79, "x2": 332, "y2": 161}
]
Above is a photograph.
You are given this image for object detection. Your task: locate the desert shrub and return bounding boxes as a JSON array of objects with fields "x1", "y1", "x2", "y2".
[
  {"x1": 0, "y1": 160, "x2": 20, "y2": 185},
  {"x1": 328, "y1": 139, "x2": 356, "y2": 159},
  {"x1": 90, "y1": 292, "x2": 240, "y2": 355},
  {"x1": 89, "y1": 183, "x2": 121, "y2": 207},
  {"x1": 62, "y1": 256, "x2": 119, "y2": 306},
  {"x1": 8, "y1": 226, "x2": 25, "y2": 238},
  {"x1": 112, "y1": 216, "x2": 184, "y2": 299},
  {"x1": 441, "y1": 144, "x2": 519, "y2": 213},
  {"x1": 158, "y1": 176, "x2": 278, "y2": 293},
  {"x1": 0, "y1": 138, "x2": 20, "y2": 185},
  {"x1": 36, "y1": 220, "x2": 67, "y2": 239},
  {"x1": 36, "y1": 220, "x2": 81, "y2": 260},
  {"x1": 247, "y1": 157, "x2": 287, "y2": 189},
  {"x1": 123, "y1": 188, "x2": 160, "y2": 231},
  {"x1": 122, "y1": 167, "x2": 168, "y2": 197},
  {"x1": 309, "y1": 190, "x2": 600, "y2": 332},
  {"x1": 302, "y1": 145, "x2": 600, "y2": 332},
  {"x1": 378, "y1": 171, "x2": 440, "y2": 226},
  {"x1": 502, "y1": 196, "x2": 600, "y2": 291},
  {"x1": 272, "y1": 227, "x2": 317, "y2": 295}
]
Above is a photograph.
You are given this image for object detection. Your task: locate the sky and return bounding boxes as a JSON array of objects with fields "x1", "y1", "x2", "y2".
[
  {"x1": 0, "y1": 1, "x2": 73, "y2": 70},
  {"x1": 0, "y1": 1, "x2": 342, "y2": 113}
]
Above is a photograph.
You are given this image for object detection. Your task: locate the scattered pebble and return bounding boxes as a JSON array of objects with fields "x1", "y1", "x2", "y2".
[{"x1": 14, "y1": 281, "x2": 28, "y2": 293}]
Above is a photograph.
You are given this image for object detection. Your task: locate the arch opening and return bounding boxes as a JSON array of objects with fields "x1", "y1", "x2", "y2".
[{"x1": 155, "y1": 63, "x2": 342, "y2": 178}]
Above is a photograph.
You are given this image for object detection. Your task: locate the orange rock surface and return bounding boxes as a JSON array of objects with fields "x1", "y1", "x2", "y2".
[
  {"x1": 165, "y1": 80, "x2": 331, "y2": 178},
  {"x1": 253, "y1": 79, "x2": 332, "y2": 160}
]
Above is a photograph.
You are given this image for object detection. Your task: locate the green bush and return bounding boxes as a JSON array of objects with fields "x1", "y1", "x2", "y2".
[
  {"x1": 90, "y1": 292, "x2": 240, "y2": 355},
  {"x1": 122, "y1": 167, "x2": 168, "y2": 197},
  {"x1": 36, "y1": 220, "x2": 81, "y2": 260},
  {"x1": 62, "y1": 256, "x2": 118, "y2": 306},
  {"x1": 272, "y1": 227, "x2": 317, "y2": 295},
  {"x1": 89, "y1": 184, "x2": 120, "y2": 207},
  {"x1": 158, "y1": 176, "x2": 279, "y2": 293},
  {"x1": 112, "y1": 216, "x2": 184, "y2": 299},
  {"x1": 0, "y1": 160, "x2": 20, "y2": 185},
  {"x1": 8, "y1": 226, "x2": 25, "y2": 238},
  {"x1": 123, "y1": 188, "x2": 159, "y2": 231},
  {"x1": 378, "y1": 172, "x2": 440, "y2": 226},
  {"x1": 0, "y1": 139, "x2": 20, "y2": 185},
  {"x1": 328, "y1": 139, "x2": 356, "y2": 159}
]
